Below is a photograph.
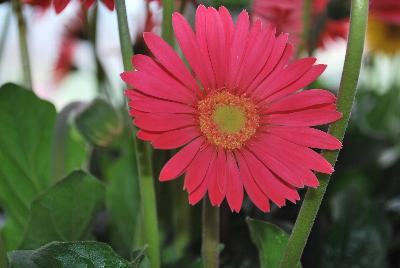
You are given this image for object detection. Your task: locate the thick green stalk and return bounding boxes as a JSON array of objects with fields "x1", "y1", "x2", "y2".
[
  {"x1": 115, "y1": 1, "x2": 160, "y2": 267},
  {"x1": 162, "y1": 0, "x2": 174, "y2": 46},
  {"x1": 202, "y1": 199, "x2": 220, "y2": 268},
  {"x1": 11, "y1": 0, "x2": 32, "y2": 88},
  {"x1": 279, "y1": 1, "x2": 369, "y2": 267}
]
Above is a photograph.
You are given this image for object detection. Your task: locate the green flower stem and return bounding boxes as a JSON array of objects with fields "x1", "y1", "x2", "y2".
[
  {"x1": 202, "y1": 199, "x2": 220, "y2": 268},
  {"x1": 162, "y1": 0, "x2": 174, "y2": 46},
  {"x1": 279, "y1": 1, "x2": 369, "y2": 267},
  {"x1": 0, "y1": 8, "x2": 11, "y2": 64},
  {"x1": 11, "y1": 0, "x2": 32, "y2": 88},
  {"x1": 302, "y1": 0, "x2": 312, "y2": 55},
  {"x1": 115, "y1": 1, "x2": 160, "y2": 268}
]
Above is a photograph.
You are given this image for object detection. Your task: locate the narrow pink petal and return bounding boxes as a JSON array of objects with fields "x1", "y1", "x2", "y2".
[
  {"x1": 152, "y1": 127, "x2": 201, "y2": 149},
  {"x1": 246, "y1": 143, "x2": 304, "y2": 187},
  {"x1": 266, "y1": 108, "x2": 342, "y2": 126},
  {"x1": 233, "y1": 19, "x2": 262, "y2": 91},
  {"x1": 129, "y1": 109, "x2": 147, "y2": 117},
  {"x1": 128, "y1": 56, "x2": 196, "y2": 99},
  {"x1": 196, "y1": 5, "x2": 217, "y2": 90},
  {"x1": 259, "y1": 133, "x2": 334, "y2": 174},
  {"x1": 159, "y1": 137, "x2": 204, "y2": 181},
  {"x1": 237, "y1": 24, "x2": 275, "y2": 92},
  {"x1": 255, "y1": 57, "x2": 316, "y2": 101},
  {"x1": 188, "y1": 149, "x2": 217, "y2": 205},
  {"x1": 137, "y1": 130, "x2": 159, "y2": 142},
  {"x1": 267, "y1": 126, "x2": 342, "y2": 150},
  {"x1": 219, "y1": 6, "x2": 234, "y2": 42},
  {"x1": 130, "y1": 98, "x2": 195, "y2": 114},
  {"x1": 262, "y1": 64, "x2": 327, "y2": 104},
  {"x1": 216, "y1": 149, "x2": 227, "y2": 195},
  {"x1": 236, "y1": 151, "x2": 270, "y2": 212},
  {"x1": 241, "y1": 149, "x2": 287, "y2": 207},
  {"x1": 143, "y1": 33, "x2": 201, "y2": 96},
  {"x1": 226, "y1": 10, "x2": 250, "y2": 89},
  {"x1": 208, "y1": 162, "x2": 225, "y2": 206},
  {"x1": 247, "y1": 33, "x2": 289, "y2": 93},
  {"x1": 265, "y1": 89, "x2": 336, "y2": 114},
  {"x1": 134, "y1": 114, "x2": 195, "y2": 132},
  {"x1": 121, "y1": 71, "x2": 195, "y2": 104},
  {"x1": 226, "y1": 152, "x2": 243, "y2": 212},
  {"x1": 184, "y1": 145, "x2": 216, "y2": 193},
  {"x1": 205, "y1": 7, "x2": 227, "y2": 88}
]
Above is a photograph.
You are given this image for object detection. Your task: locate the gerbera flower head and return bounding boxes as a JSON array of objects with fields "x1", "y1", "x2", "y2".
[{"x1": 122, "y1": 5, "x2": 342, "y2": 212}]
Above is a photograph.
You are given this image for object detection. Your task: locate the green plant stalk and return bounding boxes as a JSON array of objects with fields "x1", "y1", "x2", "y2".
[
  {"x1": 298, "y1": 0, "x2": 312, "y2": 56},
  {"x1": 0, "y1": 8, "x2": 11, "y2": 65},
  {"x1": 115, "y1": 1, "x2": 160, "y2": 267},
  {"x1": 11, "y1": 0, "x2": 32, "y2": 88},
  {"x1": 279, "y1": 0, "x2": 369, "y2": 267},
  {"x1": 162, "y1": 0, "x2": 174, "y2": 46},
  {"x1": 202, "y1": 199, "x2": 220, "y2": 268}
]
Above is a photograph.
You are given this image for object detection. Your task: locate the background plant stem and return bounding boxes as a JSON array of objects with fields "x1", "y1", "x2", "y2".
[
  {"x1": 279, "y1": 0, "x2": 369, "y2": 267},
  {"x1": 115, "y1": 1, "x2": 160, "y2": 267},
  {"x1": 0, "y1": 8, "x2": 11, "y2": 65},
  {"x1": 202, "y1": 199, "x2": 220, "y2": 268},
  {"x1": 12, "y1": 0, "x2": 32, "y2": 88},
  {"x1": 162, "y1": 0, "x2": 174, "y2": 46},
  {"x1": 302, "y1": 0, "x2": 312, "y2": 55}
]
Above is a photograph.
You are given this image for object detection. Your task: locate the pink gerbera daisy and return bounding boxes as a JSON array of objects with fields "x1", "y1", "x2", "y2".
[{"x1": 121, "y1": 5, "x2": 342, "y2": 212}]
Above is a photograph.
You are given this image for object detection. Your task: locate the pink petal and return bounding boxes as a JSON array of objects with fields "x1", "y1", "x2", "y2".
[
  {"x1": 259, "y1": 133, "x2": 334, "y2": 174},
  {"x1": 130, "y1": 98, "x2": 195, "y2": 114},
  {"x1": 205, "y1": 7, "x2": 227, "y2": 88},
  {"x1": 267, "y1": 126, "x2": 342, "y2": 150},
  {"x1": 265, "y1": 89, "x2": 336, "y2": 114},
  {"x1": 184, "y1": 145, "x2": 216, "y2": 193},
  {"x1": 266, "y1": 108, "x2": 342, "y2": 126},
  {"x1": 225, "y1": 152, "x2": 243, "y2": 212},
  {"x1": 247, "y1": 33, "x2": 289, "y2": 93},
  {"x1": 143, "y1": 33, "x2": 201, "y2": 96},
  {"x1": 159, "y1": 137, "x2": 204, "y2": 181},
  {"x1": 152, "y1": 127, "x2": 201, "y2": 149},
  {"x1": 137, "y1": 130, "x2": 160, "y2": 142},
  {"x1": 121, "y1": 71, "x2": 195, "y2": 104},
  {"x1": 246, "y1": 142, "x2": 304, "y2": 187},
  {"x1": 255, "y1": 57, "x2": 316, "y2": 101},
  {"x1": 172, "y1": 11, "x2": 215, "y2": 90},
  {"x1": 262, "y1": 64, "x2": 327, "y2": 104},
  {"x1": 196, "y1": 5, "x2": 217, "y2": 90},
  {"x1": 226, "y1": 10, "x2": 250, "y2": 89},
  {"x1": 134, "y1": 114, "x2": 196, "y2": 132},
  {"x1": 236, "y1": 151, "x2": 270, "y2": 212}
]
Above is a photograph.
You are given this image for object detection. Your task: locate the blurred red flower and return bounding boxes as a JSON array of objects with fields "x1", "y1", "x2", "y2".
[
  {"x1": 252, "y1": 0, "x2": 348, "y2": 49},
  {"x1": 23, "y1": 0, "x2": 114, "y2": 13},
  {"x1": 122, "y1": 6, "x2": 342, "y2": 212}
]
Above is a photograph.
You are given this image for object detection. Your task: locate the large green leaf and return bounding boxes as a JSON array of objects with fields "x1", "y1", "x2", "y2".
[
  {"x1": 247, "y1": 218, "x2": 301, "y2": 268},
  {"x1": 0, "y1": 83, "x2": 87, "y2": 249},
  {"x1": 8, "y1": 241, "x2": 132, "y2": 268},
  {"x1": 19, "y1": 170, "x2": 105, "y2": 249},
  {"x1": 0, "y1": 83, "x2": 55, "y2": 249}
]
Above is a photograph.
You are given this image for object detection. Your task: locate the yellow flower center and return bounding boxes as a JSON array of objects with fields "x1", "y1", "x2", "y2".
[
  {"x1": 367, "y1": 16, "x2": 400, "y2": 54},
  {"x1": 197, "y1": 90, "x2": 260, "y2": 150}
]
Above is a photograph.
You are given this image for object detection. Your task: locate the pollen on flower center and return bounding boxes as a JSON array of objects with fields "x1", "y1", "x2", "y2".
[{"x1": 197, "y1": 90, "x2": 260, "y2": 150}]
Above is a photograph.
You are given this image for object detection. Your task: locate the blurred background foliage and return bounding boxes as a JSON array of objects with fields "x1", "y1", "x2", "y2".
[{"x1": 0, "y1": 0, "x2": 399, "y2": 267}]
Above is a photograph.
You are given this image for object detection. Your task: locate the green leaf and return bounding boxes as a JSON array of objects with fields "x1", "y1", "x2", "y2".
[
  {"x1": 8, "y1": 241, "x2": 132, "y2": 268},
  {"x1": 105, "y1": 133, "x2": 141, "y2": 257},
  {"x1": 75, "y1": 98, "x2": 123, "y2": 147},
  {"x1": 0, "y1": 83, "x2": 56, "y2": 249},
  {"x1": 246, "y1": 218, "x2": 301, "y2": 268},
  {"x1": 19, "y1": 170, "x2": 105, "y2": 249}
]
